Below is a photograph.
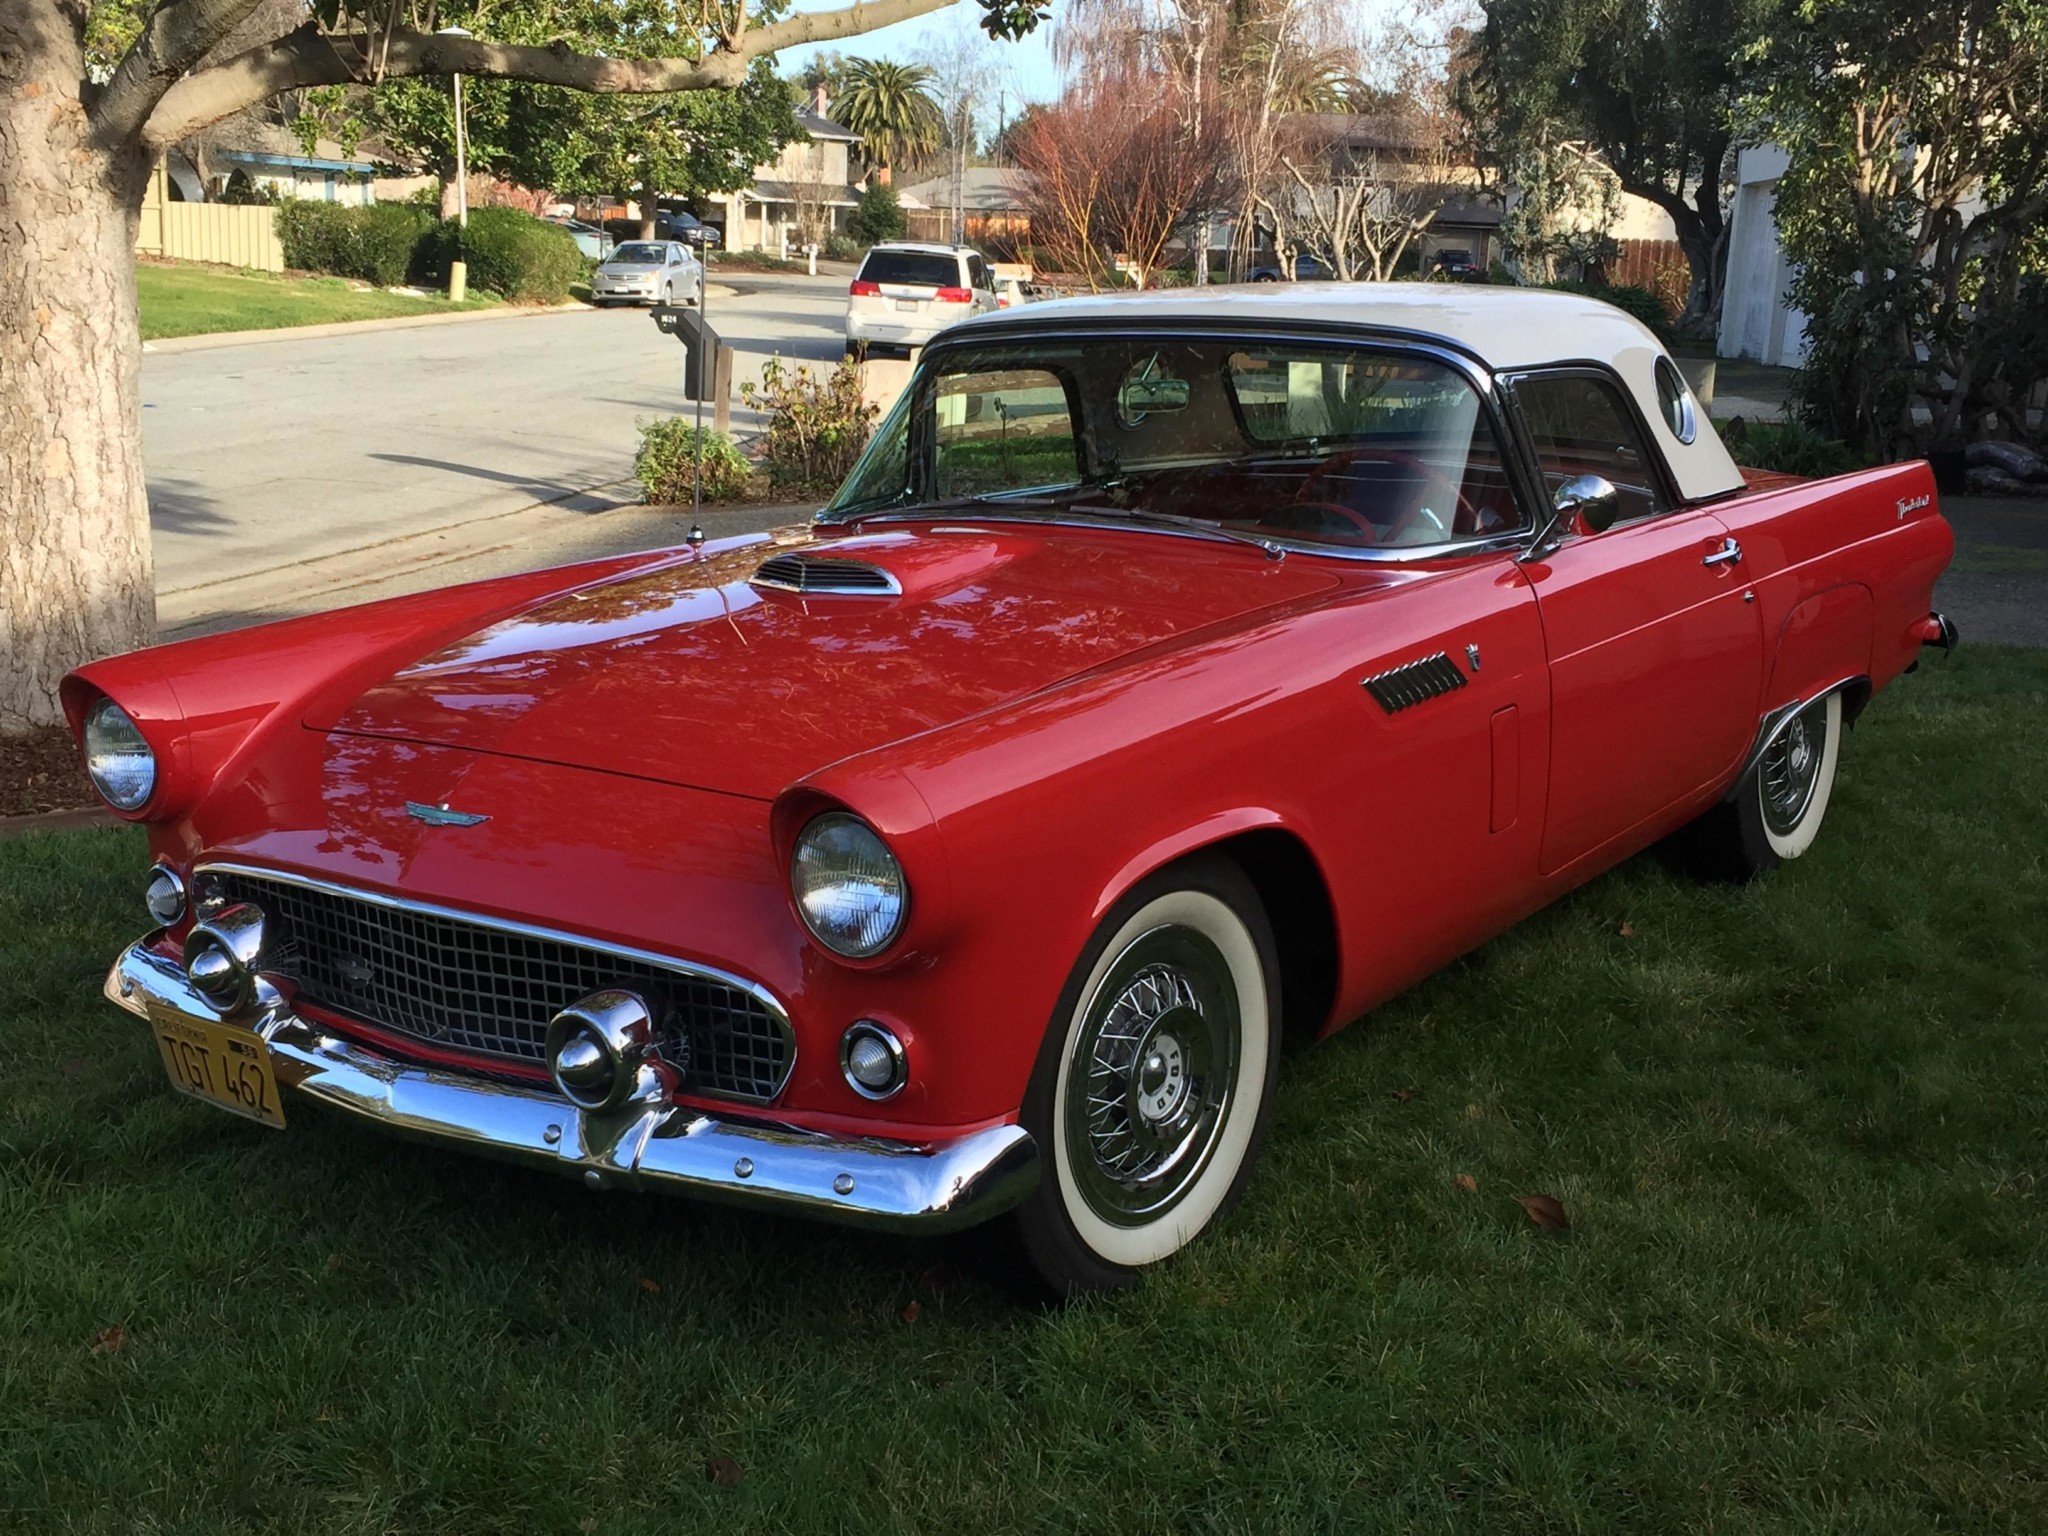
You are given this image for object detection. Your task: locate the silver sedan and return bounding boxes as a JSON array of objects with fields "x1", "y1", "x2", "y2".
[{"x1": 591, "y1": 241, "x2": 702, "y2": 307}]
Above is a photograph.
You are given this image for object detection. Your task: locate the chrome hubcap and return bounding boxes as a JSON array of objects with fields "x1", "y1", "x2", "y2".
[
  {"x1": 1066, "y1": 926, "x2": 1240, "y2": 1227},
  {"x1": 1760, "y1": 699, "x2": 1829, "y2": 836}
]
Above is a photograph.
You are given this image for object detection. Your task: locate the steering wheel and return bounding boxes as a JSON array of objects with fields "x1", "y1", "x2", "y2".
[{"x1": 1289, "y1": 447, "x2": 1480, "y2": 544}]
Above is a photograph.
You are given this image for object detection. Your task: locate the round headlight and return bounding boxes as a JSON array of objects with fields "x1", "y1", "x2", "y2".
[
  {"x1": 83, "y1": 698, "x2": 157, "y2": 811},
  {"x1": 791, "y1": 813, "x2": 908, "y2": 958}
]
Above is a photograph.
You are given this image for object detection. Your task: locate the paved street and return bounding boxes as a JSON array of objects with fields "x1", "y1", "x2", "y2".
[{"x1": 142, "y1": 271, "x2": 851, "y2": 628}]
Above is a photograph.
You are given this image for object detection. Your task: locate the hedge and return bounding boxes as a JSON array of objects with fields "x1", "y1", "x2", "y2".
[
  {"x1": 418, "y1": 206, "x2": 583, "y2": 302},
  {"x1": 276, "y1": 201, "x2": 580, "y2": 301}
]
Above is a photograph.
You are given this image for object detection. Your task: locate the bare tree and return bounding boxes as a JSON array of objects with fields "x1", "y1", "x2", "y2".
[
  {"x1": 1281, "y1": 126, "x2": 1460, "y2": 280},
  {"x1": 1, "y1": 0, "x2": 1022, "y2": 732}
]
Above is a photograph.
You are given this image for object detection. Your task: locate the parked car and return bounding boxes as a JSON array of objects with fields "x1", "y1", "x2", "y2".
[
  {"x1": 547, "y1": 217, "x2": 614, "y2": 261},
  {"x1": 656, "y1": 210, "x2": 721, "y2": 249},
  {"x1": 1431, "y1": 248, "x2": 1482, "y2": 282},
  {"x1": 845, "y1": 242, "x2": 1000, "y2": 356},
  {"x1": 1249, "y1": 252, "x2": 1333, "y2": 282},
  {"x1": 589, "y1": 240, "x2": 701, "y2": 307},
  {"x1": 72, "y1": 285, "x2": 1957, "y2": 1296}
]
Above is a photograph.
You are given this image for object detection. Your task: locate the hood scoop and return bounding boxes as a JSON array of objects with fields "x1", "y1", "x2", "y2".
[{"x1": 752, "y1": 553, "x2": 901, "y2": 596}]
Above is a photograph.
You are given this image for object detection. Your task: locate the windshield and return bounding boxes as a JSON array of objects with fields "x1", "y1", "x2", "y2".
[
  {"x1": 610, "y1": 243, "x2": 668, "y2": 265},
  {"x1": 823, "y1": 335, "x2": 1527, "y2": 551}
]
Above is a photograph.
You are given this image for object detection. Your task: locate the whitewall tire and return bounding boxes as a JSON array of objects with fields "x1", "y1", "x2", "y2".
[
  {"x1": 1011, "y1": 856, "x2": 1281, "y2": 1294},
  {"x1": 1672, "y1": 689, "x2": 1845, "y2": 881}
]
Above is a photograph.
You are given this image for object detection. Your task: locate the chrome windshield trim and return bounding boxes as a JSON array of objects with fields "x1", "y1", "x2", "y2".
[
  {"x1": 192, "y1": 858, "x2": 796, "y2": 1070},
  {"x1": 819, "y1": 321, "x2": 1543, "y2": 564}
]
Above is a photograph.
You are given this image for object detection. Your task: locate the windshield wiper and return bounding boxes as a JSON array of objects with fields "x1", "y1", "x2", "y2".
[{"x1": 1074, "y1": 505, "x2": 1288, "y2": 561}]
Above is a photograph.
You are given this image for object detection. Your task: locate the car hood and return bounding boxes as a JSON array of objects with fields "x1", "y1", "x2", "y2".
[{"x1": 311, "y1": 525, "x2": 1338, "y2": 800}]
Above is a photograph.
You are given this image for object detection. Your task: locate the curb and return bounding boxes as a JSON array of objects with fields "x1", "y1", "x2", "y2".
[
  {"x1": 0, "y1": 807, "x2": 120, "y2": 839},
  {"x1": 144, "y1": 300, "x2": 591, "y2": 354}
]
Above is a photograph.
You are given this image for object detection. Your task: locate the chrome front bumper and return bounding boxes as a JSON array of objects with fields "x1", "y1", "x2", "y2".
[{"x1": 106, "y1": 941, "x2": 1038, "y2": 1234}]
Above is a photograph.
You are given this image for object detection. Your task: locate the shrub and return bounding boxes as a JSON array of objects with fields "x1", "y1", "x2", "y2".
[
  {"x1": 823, "y1": 233, "x2": 861, "y2": 262},
  {"x1": 420, "y1": 206, "x2": 582, "y2": 301},
  {"x1": 1719, "y1": 419, "x2": 1870, "y2": 478},
  {"x1": 275, "y1": 200, "x2": 434, "y2": 286},
  {"x1": 635, "y1": 420, "x2": 753, "y2": 504},
  {"x1": 738, "y1": 355, "x2": 878, "y2": 493},
  {"x1": 847, "y1": 182, "x2": 906, "y2": 246}
]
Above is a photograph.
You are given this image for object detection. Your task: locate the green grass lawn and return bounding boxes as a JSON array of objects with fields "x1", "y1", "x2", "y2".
[
  {"x1": 137, "y1": 262, "x2": 500, "y2": 341},
  {"x1": 4, "y1": 650, "x2": 2044, "y2": 1532}
]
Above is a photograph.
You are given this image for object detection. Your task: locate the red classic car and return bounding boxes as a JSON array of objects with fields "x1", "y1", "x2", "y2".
[{"x1": 71, "y1": 287, "x2": 1957, "y2": 1294}]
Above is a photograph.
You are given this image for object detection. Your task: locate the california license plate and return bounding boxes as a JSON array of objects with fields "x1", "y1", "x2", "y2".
[
  {"x1": 893, "y1": 299, "x2": 919, "y2": 312},
  {"x1": 153, "y1": 1014, "x2": 286, "y2": 1128}
]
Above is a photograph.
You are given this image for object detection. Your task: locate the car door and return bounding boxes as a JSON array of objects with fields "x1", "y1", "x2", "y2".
[{"x1": 1508, "y1": 368, "x2": 1763, "y2": 876}]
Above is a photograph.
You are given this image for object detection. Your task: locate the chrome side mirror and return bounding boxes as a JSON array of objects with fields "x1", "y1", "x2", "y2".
[{"x1": 1553, "y1": 474, "x2": 1622, "y2": 535}]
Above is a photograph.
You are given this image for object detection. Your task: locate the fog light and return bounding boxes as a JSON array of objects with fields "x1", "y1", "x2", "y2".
[
  {"x1": 181, "y1": 902, "x2": 267, "y2": 1014},
  {"x1": 545, "y1": 990, "x2": 666, "y2": 1113},
  {"x1": 840, "y1": 1020, "x2": 906, "y2": 1101},
  {"x1": 145, "y1": 865, "x2": 187, "y2": 927}
]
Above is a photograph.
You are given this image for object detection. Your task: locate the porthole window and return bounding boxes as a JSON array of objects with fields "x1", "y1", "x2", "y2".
[{"x1": 1654, "y1": 356, "x2": 1697, "y2": 444}]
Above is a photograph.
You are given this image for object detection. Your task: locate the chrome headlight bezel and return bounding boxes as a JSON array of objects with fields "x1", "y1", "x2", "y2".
[
  {"x1": 790, "y1": 812, "x2": 909, "y2": 960},
  {"x1": 83, "y1": 697, "x2": 157, "y2": 811}
]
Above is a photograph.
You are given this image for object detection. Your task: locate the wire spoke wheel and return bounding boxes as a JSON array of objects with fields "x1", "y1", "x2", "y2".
[
  {"x1": 1065, "y1": 927, "x2": 1242, "y2": 1227},
  {"x1": 1760, "y1": 697, "x2": 1830, "y2": 839}
]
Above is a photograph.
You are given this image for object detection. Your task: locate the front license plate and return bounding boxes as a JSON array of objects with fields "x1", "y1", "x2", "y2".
[{"x1": 153, "y1": 1014, "x2": 286, "y2": 1129}]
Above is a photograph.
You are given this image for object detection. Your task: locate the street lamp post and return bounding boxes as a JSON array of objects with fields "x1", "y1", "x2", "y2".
[{"x1": 439, "y1": 26, "x2": 472, "y2": 302}]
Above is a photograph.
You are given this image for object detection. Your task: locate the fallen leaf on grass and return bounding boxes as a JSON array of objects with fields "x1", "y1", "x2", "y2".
[
  {"x1": 705, "y1": 1456, "x2": 744, "y2": 1488},
  {"x1": 1517, "y1": 1194, "x2": 1571, "y2": 1232},
  {"x1": 1618, "y1": 922, "x2": 1638, "y2": 939},
  {"x1": 326, "y1": 1252, "x2": 347, "y2": 1273},
  {"x1": 90, "y1": 1326, "x2": 126, "y2": 1355},
  {"x1": 60, "y1": 1057, "x2": 93, "y2": 1080},
  {"x1": 901, "y1": 1299, "x2": 922, "y2": 1323},
  {"x1": 1391, "y1": 1088, "x2": 1417, "y2": 1103},
  {"x1": 1453, "y1": 1174, "x2": 1477, "y2": 1194},
  {"x1": 637, "y1": 1277, "x2": 660, "y2": 1295},
  {"x1": 578, "y1": 1518, "x2": 598, "y2": 1533}
]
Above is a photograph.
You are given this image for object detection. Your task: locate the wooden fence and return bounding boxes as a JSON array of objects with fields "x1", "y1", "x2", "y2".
[
  {"x1": 904, "y1": 209, "x2": 1030, "y2": 258},
  {"x1": 135, "y1": 162, "x2": 285, "y2": 272},
  {"x1": 1601, "y1": 238, "x2": 1690, "y2": 316}
]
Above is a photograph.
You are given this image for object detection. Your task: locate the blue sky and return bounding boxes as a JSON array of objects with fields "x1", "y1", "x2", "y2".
[{"x1": 779, "y1": 0, "x2": 1067, "y2": 107}]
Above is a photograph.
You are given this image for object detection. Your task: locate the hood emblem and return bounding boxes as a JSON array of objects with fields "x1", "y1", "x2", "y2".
[{"x1": 405, "y1": 801, "x2": 490, "y2": 827}]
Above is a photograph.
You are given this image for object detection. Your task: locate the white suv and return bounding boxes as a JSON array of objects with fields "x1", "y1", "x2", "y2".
[{"x1": 845, "y1": 243, "x2": 999, "y2": 357}]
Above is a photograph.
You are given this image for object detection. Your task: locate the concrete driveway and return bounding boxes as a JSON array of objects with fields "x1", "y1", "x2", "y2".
[{"x1": 143, "y1": 272, "x2": 851, "y2": 628}]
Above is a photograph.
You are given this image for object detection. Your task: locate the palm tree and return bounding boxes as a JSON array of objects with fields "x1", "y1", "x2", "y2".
[{"x1": 830, "y1": 58, "x2": 944, "y2": 186}]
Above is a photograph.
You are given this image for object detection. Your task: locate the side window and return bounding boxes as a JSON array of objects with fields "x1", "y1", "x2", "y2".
[
  {"x1": 1513, "y1": 373, "x2": 1667, "y2": 524},
  {"x1": 933, "y1": 367, "x2": 1079, "y2": 497},
  {"x1": 966, "y1": 254, "x2": 989, "y2": 291}
]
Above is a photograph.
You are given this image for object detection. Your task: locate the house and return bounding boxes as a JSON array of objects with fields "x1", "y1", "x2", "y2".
[
  {"x1": 714, "y1": 88, "x2": 864, "y2": 254},
  {"x1": 160, "y1": 111, "x2": 377, "y2": 205},
  {"x1": 895, "y1": 168, "x2": 1031, "y2": 249}
]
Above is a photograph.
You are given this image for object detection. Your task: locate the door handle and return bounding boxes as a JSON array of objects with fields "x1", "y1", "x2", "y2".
[{"x1": 1702, "y1": 536, "x2": 1743, "y2": 567}]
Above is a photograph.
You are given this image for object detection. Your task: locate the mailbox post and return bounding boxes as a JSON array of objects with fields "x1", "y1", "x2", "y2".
[{"x1": 650, "y1": 295, "x2": 731, "y2": 524}]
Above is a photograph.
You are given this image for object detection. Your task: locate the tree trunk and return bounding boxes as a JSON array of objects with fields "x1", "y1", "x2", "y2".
[
  {"x1": 1, "y1": 1, "x2": 156, "y2": 732},
  {"x1": 638, "y1": 173, "x2": 659, "y2": 239}
]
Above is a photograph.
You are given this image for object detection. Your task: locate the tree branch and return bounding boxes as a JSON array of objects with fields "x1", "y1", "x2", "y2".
[
  {"x1": 93, "y1": 0, "x2": 271, "y2": 149},
  {"x1": 142, "y1": 0, "x2": 953, "y2": 153}
]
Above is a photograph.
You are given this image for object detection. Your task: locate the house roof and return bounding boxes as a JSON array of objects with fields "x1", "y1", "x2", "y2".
[
  {"x1": 947, "y1": 283, "x2": 1741, "y2": 501},
  {"x1": 897, "y1": 167, "x2": 1029, "y2": 212},
  {"x1": 794, "y1": 106, "x2": 860, "y2": 142}
]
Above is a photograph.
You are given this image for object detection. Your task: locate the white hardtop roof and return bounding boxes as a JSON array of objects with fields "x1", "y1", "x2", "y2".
[{"x1": 950, "y1": 282, "x2": 1742, "y2": 502}]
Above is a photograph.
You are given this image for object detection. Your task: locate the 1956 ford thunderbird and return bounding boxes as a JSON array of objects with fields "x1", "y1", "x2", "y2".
[{"x1": 70, "y1": 286, "x2": 1957, "y2": 1293}]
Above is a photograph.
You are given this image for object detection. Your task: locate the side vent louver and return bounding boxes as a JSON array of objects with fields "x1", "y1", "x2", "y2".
[
  {"x1": 1362, "y1": 652, "x2": 1467, "y2": 714},
  {"x1": 752, "y1": 554, "x2": 902, "y2": 596}
]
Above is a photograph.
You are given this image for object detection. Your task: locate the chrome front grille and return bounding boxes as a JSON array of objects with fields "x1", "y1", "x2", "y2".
[{"x1": 204, "y1": 868, "x2": 793, "y2": 1103}]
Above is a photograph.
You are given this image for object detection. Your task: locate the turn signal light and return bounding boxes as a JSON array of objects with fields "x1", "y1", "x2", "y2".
[
  {"x1": 849, "y1": 279, "x2": 881, "y2": 296},
  {"x1": 935, "y1": 286, "x2": 973, "y2": 303}
]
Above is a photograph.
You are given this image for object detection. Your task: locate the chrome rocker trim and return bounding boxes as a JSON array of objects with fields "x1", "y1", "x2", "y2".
[{"x1": 107, "y1": 941, "x2": 1039, "y2": 1235}]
